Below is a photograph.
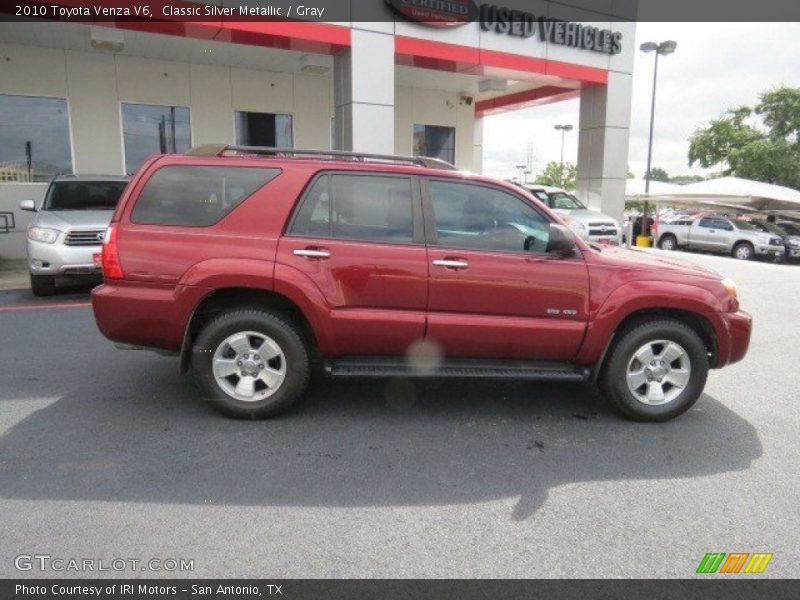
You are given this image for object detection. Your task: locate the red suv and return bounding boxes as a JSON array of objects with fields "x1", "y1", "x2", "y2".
[{"x1": 91, "y1": 146, "x2": 752, "y2": 422}]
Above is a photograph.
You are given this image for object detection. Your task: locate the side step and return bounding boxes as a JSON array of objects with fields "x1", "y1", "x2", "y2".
[{"x1": 324, "y1": 357, "x2": 590, "y2": 382}]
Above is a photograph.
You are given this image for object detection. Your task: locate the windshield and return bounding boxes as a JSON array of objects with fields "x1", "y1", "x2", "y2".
[
  {"x1": 779, "y1": 222, "x2": 800, "y2": 236},
  {"x1": 43, "y1": 180, "x2": 127, "y2": 211},
  {"x1": 548, "y1": 191, "x2": 586, "y2": 210},
  {"x1": 733, "y1": 220, "x2": 760, "y2": 231},
  {"x1": 749, "y1": 221, "x2": 785, "y2": 235}
]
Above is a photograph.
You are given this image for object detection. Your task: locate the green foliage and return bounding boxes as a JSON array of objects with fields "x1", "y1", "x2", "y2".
[
  {"x1": 688, "y1": 86, "x2": 800, "y2": 188},
  {"x1": 534, "y1": 161, "x2": 577, "y2": 190},
  {"x1": 645, "y1": 167, "x2": 670, "y2": 182},
  {"x1": 669, "y1": 175, "x2": 704, "y2": 185}
]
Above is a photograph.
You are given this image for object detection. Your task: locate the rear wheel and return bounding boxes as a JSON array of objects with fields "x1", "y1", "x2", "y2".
[
  {"x1": 658, "y1": 234, "x2": 677, "y2": 251},
  {"x1": 191, "y1": 308, "x2": 310, "y2": 419},
  {"x1": 732, "y1": 242, "x2": 754, "y2": 260},
  {"x1": 600, "y1": 319, "x2": 709, "y2": 422},
  {"x1": 30, "y1": 274, "x2": 56, "y2": 296}
]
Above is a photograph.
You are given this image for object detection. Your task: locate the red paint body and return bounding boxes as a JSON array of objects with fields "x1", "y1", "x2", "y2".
[{"x1": 91, "y1": 154, "x2": 751, "y2": 372}]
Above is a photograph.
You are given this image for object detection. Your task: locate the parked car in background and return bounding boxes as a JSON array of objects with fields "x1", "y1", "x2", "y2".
[
  {"x1": 776, "y1": 221, "x2": 800, "y2": 237},
  {"x1": 20, "y1": 175, "x2": 129, "y2": 295},
  {"x1": 90, "y1": 146, "x2": 751, "y2": 423},
  {"x1": 656, "y1": 215, "x2": 784, "y2": 260},
  {"x1": 523, "y1": 184, "x2": 622, "y2": 245},
  {"x1": 747, "y1": 220, "x2": 800, "y2": 262}
]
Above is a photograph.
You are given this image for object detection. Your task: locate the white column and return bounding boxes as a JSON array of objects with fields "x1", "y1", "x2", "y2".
[
  {"x1": 575, "y1": 71, "x2": 633, "y2": 223},
  {"x1": 333, "y1": 28, "x2": 395, "y2": 154},
  {"x1": 472, "y1": 115, "x2": 484, "y2": 173}
]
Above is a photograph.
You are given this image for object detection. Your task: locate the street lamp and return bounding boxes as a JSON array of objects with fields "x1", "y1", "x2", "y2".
[
  {"x1": 515, "y1": 164, "x2": 526, "y2": 184},
  {"x1": 640, "y1": 40, "x2": 677, "y2": 243},
  {"x1": 554, "y1": 124, "x2": 573, "y2": 169},
  {"x1": 554, "y1": 124, "x2": 573, "y2": 188}
]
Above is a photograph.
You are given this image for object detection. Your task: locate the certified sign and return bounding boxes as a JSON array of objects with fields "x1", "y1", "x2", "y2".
[{"x1": 384, "y1": 0, "x2": 478, "y2": 27}]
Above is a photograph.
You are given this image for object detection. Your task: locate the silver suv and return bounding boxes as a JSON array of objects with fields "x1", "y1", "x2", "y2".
[
  {"x1": 524, "y1": 184, "x2": 622, "y2": 245},
  {"x1": 20, "y1": 175, "x2": 129, "y2": 296}
]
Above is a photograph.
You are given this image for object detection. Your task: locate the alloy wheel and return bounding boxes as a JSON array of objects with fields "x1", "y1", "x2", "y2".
[
  {"x1": 625, "y1": 339, "x2": 691, "y2": 406},
  {"x1": 212, "y1": 331, "x2": 287, "y2": 402}
]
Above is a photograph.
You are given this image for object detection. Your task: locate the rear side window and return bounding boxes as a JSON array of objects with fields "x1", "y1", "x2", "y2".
[
  {"x1": 289, "y1": 174, "x2": 414, "y2": 244},
  {"x1": 698, "y1": 217, "x2": 714, "y2": 228},
  {"x1": 131, "y1": 166, "x2": 280, "y2": 226}
]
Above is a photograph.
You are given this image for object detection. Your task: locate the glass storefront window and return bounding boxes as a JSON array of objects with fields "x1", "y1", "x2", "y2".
[
  {"x1": 235, "y1": 111, "x2": 293, "y2": 148},
  {"x1": 413, "y1": 124, "x2": 455, "y2": 164},
  {"x1": 0, "y1": 94, "x2": 73, "y2": 182},
  {"x1": 121, "y1": 103, "x2": 191, "y2": 175}
]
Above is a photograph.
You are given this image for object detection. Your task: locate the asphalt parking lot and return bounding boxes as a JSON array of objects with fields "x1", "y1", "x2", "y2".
[{"x1": 0, "y1": 250, "x2": 797, "y2": 578}]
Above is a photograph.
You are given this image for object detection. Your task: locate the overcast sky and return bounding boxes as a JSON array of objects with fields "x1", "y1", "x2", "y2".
[{"x1": 482, "y1": 22, "x2": 800, "y2": 182}]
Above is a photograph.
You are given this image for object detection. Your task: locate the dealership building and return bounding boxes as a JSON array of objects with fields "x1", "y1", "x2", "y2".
[{"x1": 0, "y1": 0, "x2": 635, "y2": 259}]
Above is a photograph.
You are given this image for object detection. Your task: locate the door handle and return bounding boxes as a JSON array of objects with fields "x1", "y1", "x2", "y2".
[
  {"x1": 293, "y1": 248, "x2": 331, "y2": 259},
  {"x1": 432, "y1": 259, "x2": 469, "y2": 269}
]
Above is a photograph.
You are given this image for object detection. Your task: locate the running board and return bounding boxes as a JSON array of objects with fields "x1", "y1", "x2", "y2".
[{"x1": 324, "y1": 357, "x2": 590, "y2": 382}]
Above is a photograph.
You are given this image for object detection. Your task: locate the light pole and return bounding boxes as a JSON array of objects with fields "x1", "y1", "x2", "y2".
[
  {"x1": 640, "y1": 40, "x2": 677, "y2": 243},
  {"x1": 515, "y1": 164, "x2": 526, "y2": 184},
  {"x1": 554, "y1": 124, "x2": 573, "y2": 188}
]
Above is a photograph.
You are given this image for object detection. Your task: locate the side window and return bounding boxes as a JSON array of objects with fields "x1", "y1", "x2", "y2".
[
  {"x1": 131, "y1": 166, "x2": 280, "y2": 227},
  {"x1": 429, "y1": 180, "x2": 551, "y2": 253},
  {"x1": 289, "y1": 176, "x2": 331, "y2": 237},
  {"x1": 698, "y1": 217, "x2": 714, "y2": 228},
  {"x1": 290, "y1": 174, "x2": 414, "y2": 244},
  {"x1": 714, "y1": 219, "x2": 732, "y2": 230}
]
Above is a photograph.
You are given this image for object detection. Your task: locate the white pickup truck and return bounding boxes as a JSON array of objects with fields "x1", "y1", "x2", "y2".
[{"x1": 656, "y1": 215, "x2": 784, "y2": 260}]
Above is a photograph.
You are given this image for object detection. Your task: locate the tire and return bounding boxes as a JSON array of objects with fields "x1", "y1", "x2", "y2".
[
  {"x1": 599, "y1": 319, "x2": 709, "y2": 422},
  {"x1": 732, "y1": 242, "x2": 754, "y2": 261},
  {"x1": 30, "y1": 274, "x2": 56, "y2": 297},
  {"x1": 191, "y1": 308, "x2": 310, "y2": 419},
  {"x1": 658, "y1": 234, "x2": 677, "y2": 251}
]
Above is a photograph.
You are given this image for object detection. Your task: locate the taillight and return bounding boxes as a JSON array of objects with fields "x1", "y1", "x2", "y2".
[{"x1": 101, "y1": 224, "x2": 124, "y2": 279}]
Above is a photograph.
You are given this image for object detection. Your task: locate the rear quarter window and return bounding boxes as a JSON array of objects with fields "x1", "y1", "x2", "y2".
[{"x1": 131, "y1": 166, "x2": 280, "y2": 226}]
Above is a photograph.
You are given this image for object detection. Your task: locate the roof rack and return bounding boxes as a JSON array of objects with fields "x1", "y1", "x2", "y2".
[{"x1": 185, "y1": 144, "x2": 458, "y2": 171}]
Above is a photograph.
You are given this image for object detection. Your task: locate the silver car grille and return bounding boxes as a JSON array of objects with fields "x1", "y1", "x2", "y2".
[
  {"x1": 64, "y1": 229, "x2": 105, "y2": 246},
  {"x1": 588, "y1": 223, "x2": 618, "y2": 236}
]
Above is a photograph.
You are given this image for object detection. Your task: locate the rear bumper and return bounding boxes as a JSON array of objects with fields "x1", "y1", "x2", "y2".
[
  {"x1": 713, "y1": 309, "x2": 752, "y2": 368},
  {"x1": 91, "y1": 280, "x2": 211, "y2": 352}
]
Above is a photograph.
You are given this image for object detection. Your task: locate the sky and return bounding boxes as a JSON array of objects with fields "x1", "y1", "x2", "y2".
[{"x1": 482, "y1": 22, "x2": 800, "y2": 182}]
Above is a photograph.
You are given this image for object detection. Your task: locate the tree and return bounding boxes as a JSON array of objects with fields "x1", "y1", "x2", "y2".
[
  {"x1": 534, "y1": 161, "x2": 576, "y2": 190},
  {"x1": 669, "y1": 174, "x2": 704, "y2": 185},
  {"x1": 645, "y1": 167, "x2": 670, "y2": 182},
  {"x1": 688, "y1": 87, "x2": 800, "y2": 188}
]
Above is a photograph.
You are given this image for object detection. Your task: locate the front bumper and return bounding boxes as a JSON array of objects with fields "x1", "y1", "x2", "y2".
[
  {"x1": 575, "y1": 229, "x2": 622, "y2": 245},
  {"x1": 27, "y1": 239, "x2": 102, "y2": 276},
  {"x1": 714, "y1": 310, "x2": 752, "y2": 368},
  {"x1": 754, "y1": 244, "x2": 784, "y2": 257}
]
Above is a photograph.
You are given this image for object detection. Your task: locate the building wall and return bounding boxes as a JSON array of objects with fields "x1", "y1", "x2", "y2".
[
  {"x1": 0, "y1": 41, "x2": 335, "y2": 177},
  {"x1": 0, "y1": 40, "x2": 479, "y2": 259},
  {"x1": 394, "y1": 86, "x2": 475, "y2": 171},
  {"x1": 0, "y1": 183, "x2": 45, "y2": 261}
]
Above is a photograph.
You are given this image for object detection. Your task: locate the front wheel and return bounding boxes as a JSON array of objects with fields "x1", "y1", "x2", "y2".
[
  {"x1": 30, "y1": 273, "x2": 56, "y2": 296},
  {"x1": 599, "y1": 319, "x2": 709, "y2": 422},
  {"x1": 658, "y1": 235, "x2": 677, "y2": 251},
  {"x1": 732, "y1": 242, "x2": 754, "y2": 260},
  {"x1": 191, "y1": 308, "x2": 310, "y2": 419}
]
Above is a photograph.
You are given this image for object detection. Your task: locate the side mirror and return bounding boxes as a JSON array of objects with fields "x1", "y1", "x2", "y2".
[
  {"x1": 19, "y1": 199, "x2": 36, "y2": 212},
  {"x1": 546, "y1": 223, "x2": 577, "y2": 255}
]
